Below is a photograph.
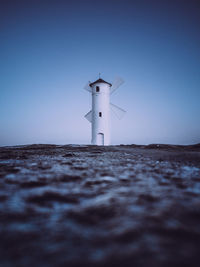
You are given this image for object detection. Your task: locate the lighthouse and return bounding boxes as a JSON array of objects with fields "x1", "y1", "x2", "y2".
[{"x1": 84, "y1": 76, "x2": 126, "y2": 146}]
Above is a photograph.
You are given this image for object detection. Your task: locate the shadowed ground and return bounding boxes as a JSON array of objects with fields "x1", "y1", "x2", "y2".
[{"x1": 0, "y1": 144, "x2": 200, "y2": 267}]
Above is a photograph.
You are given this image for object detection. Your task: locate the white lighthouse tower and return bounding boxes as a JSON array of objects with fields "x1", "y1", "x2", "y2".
[{"x1": 84, "y1": 76, "x2": 126, "y2": 146}]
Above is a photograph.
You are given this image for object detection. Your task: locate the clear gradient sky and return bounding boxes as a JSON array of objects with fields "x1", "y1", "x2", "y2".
[{"x1": 0, "y1": 0, "x2": 200, "y2": 146}]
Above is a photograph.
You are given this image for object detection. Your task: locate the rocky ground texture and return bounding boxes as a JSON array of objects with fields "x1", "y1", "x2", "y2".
[{"x1": 0, "y1": 144, "x2": 200, "y2": 267}]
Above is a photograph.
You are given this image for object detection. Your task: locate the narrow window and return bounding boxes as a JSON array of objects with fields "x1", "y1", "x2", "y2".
[
  {"x1": 96, "y1": 86, "x2": 100, "y2": 92},
  {"x1": 99, "y1": 112, "x2": 102, "y2": 117}
]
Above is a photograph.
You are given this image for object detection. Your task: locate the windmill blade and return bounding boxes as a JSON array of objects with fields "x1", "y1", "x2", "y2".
[
  {"x1": 110, "y1": 103, "x2": 126, "y2": 120},
  {"x1": 84, "y1": 110, "x2": 92, "y2": 122},
  {"x1": 84, "y1": 81, "x2": 92, "y2": 92},
  {"x1": 110, "y1": 76, "x2": 124, "y2": 94}
]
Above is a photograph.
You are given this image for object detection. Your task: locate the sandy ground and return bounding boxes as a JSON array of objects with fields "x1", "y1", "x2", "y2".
[{"x1": 0, "y1": 144, "x2": 200, "y2": 267}]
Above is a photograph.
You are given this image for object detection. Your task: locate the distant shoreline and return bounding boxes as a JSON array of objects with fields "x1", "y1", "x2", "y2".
[{"x1": 1, "y1": 143, "x2": 200, "y2": 151}]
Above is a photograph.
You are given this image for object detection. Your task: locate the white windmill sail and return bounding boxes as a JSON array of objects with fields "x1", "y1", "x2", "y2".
[
  {"x1": 84, "y1": 110, "x2": 92, "y2": 122},
  {"x1": 110, "y1": 76, "x2": 124, "y2": 94},
  {"x1": 110, "y1": 103, "x2": 126, "y2": 120},
  {"x1": 84, "y1": 81, "x2": 92, "y2": 92}
]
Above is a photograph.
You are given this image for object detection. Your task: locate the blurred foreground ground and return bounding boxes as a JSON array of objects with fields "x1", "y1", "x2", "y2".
[{"x1": 0, "y1": 144, "x2": 200, "y2": 267}]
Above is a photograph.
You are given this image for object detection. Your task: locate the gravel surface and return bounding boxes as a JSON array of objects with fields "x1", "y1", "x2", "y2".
[{"x1": 0, "y1": 144, "x2": 200, "y2": 267}]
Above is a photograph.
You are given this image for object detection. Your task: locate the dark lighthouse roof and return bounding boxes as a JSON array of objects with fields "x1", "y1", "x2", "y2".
[{"x1": 89, "y1": 78, "x2": 112, "y2": 87}]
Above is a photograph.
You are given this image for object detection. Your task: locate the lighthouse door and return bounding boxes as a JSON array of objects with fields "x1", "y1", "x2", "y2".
[{"x1": 97, "y1": 133, "x2": 104, "y2": 145}]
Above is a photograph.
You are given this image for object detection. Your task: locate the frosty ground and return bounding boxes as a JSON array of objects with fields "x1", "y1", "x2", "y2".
[{"x1": 0, "y1": 144, "x2": 200, "y2": 267}]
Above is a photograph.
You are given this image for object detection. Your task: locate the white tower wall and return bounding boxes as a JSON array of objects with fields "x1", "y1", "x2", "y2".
[{"x1": 91, "y1": 82, "x2": 110, "y2": 145}]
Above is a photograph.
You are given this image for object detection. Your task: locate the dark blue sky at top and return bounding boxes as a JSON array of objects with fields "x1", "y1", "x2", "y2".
[{"x1": 0, "y1": 0, "x2": 200, "y2": 145}]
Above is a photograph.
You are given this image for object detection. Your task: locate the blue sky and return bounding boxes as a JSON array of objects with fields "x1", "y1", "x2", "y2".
[{"x1": 0, "y1": 0, "x2": 200, "y2": 145}]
